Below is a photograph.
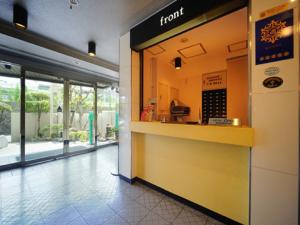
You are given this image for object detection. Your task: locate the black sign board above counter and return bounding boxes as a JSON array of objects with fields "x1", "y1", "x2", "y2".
[{"x1": 130, "y1": 0, "x2": 248, "y2": 51}]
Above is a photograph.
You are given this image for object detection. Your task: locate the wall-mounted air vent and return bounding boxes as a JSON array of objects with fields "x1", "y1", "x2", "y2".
[
  {"x1": 178, "y1": 43, "x2": 206, "y2": 58},
  {"x1": 147, "y1": 45, "x2": 165, "y2": 56},
  {"x1": 227, "y1": 40, "x2": 247, "y2": 53}
]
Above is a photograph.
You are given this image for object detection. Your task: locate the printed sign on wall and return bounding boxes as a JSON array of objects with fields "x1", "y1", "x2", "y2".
[
  {"x1": 255, "y1": 9, "x2": 294, "y2": 65},
  {"x1": 202, "y1": 70, "x2": 227, "y2": 91}
]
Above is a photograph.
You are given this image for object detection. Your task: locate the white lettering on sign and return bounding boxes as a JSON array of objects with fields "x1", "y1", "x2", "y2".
[{"x1": 160, "y1": 7, "x2": 184, "y2": 26}]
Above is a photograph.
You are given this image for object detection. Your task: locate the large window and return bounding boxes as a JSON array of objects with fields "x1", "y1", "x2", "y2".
[
  {"x1": 0, "y1": 63, "x2": 21, "y2": 165},
  {"x1": 69, "y1": 84, "x2": 95, "y2": 152},
  {"x1": 0, "y1": 61, "x2": 118, "y2": 168},
  {"x1": 25, "y1": 79, "x2": 64, "y2": 160}
]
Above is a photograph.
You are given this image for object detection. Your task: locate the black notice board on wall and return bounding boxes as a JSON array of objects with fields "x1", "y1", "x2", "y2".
[{"x1": 202, "y1": 89, "x2": 227, "y2": 124}]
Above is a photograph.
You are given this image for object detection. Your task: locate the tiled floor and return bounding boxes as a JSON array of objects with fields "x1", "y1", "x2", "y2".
[{"x1": 0, "y1": 145, "x2": 225, "y2": 225}]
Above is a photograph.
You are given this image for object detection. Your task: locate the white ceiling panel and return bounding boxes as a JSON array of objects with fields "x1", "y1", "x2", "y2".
[{"x1": 0, "y1": 0, "x2": 174, "y2": 75}]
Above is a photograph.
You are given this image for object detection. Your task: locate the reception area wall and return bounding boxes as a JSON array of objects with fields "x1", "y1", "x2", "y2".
[
  {"x1": 250, "y1": 0, "x2": 299, "y2": 224},
  {"x1": 119, "y1": 0, "x2": 299, "y2": 224}
]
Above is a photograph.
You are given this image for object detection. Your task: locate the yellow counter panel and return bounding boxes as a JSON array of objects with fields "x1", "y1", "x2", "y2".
[
  {"x1": 130, "y1": 121, "x2": 254, "y2": 147},
  {"x1": 131, "y1": 121, "x2": 254, "y2": 224}
]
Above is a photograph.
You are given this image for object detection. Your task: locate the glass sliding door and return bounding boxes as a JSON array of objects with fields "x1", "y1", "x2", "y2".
[
  {"x1": 0, "y1": 62, "x2": 21, "y2": 165},
  {"x1": 97, "y1": 87, "x2": 119, "y2": 146},
  {"x1": 69, "y1": 84, "x2": 95, "y2": 152},
  {"x1": 0, "y1": 60, "x2": 118, "y2": 168},
  {"x1": 25, "y1": 78, "x2": 64, "y2": 161}
]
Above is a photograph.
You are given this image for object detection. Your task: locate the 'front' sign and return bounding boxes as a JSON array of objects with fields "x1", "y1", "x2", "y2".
[{"x1": 160, "y1": 7, "x2": 184, "y2": 26}]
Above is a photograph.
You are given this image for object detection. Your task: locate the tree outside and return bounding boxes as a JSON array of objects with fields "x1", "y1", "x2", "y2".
[
  {"x1": 25, "y1": 92, "x2": 50, "y2": 137},
  {"x1": 69, "y1": 85, "x2": 94, "y2": 143},
  {"x1": 0, "y1": 102, "x2": 12, "y2": 119},
  {"x1": 0, "y1": 78, "x2": 117, "y2": 145},
  {"x1": 0, "y1": 82, "x2": 20, "y2": 135},
  {"x1": 0, "y1": 102, "x2": 12, "y2": 135}
]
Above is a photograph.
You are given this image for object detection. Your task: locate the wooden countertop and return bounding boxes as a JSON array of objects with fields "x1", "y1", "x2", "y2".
[{"x1": 130, "y1": 121, "x2": 254, "y2": 147}]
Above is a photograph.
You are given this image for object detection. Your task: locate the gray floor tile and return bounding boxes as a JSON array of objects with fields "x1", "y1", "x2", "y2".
[
  {"x1": 1, "y1": 220, "x2": 44, "y2": 225},
  {"x1": 123, "y1": 184, "x2": 146, "y2": 200},
  {"x1": 79, "y1": 204, "x2": 115, "y2": 225},
  {"x1": 151, "y1": 197, "x2": 183, "y2": 223},
  {"x1": 65, "y1": 217, "x2": 88, "y2": 225},
  {"x1": 136, "y1": 189, "x2": 163, "y2": 210},
  {"x1": 0, "y1": 203, "x2": 40, "y2": 221},
  {"x1": 72, "y1": 197, "x2": 107, "y2": 216},
  {"x1": 0, "y1": 182, "x2": 31, "y2": 197},
  {"x1": 102, "y1": 214, "x2": 129, "y2": 225},
  {"x1": 42, "y1": 206, "x2": 81, "y2": 225},
  {"x1": 137, "y1": 211, "x2": 170, "y2": 225},
  {"x1": 206, "y1": 217, "x2": 226, "y2": 225},
  {"x1": 107, "y1": 195, "x2": 136, "y2": 213},
  {"x1": 172, "y1": 207, "x2": 207, "y2": 225},
  {"x1": 1, "y1": 212, "x2": 44, "y2": 225},
  {"x1": 65, "y1": 190, "x2": 100, "y2": 204},
  {"x1": 113, "y1": 180, "x2": 131, "y2": 194},
  {"x1": 38, "y1": 198, "x2": 72, "y2": 217},
  {"x1": 117, "y1": 201, "x2": 148, "y2": 225},
  {"x1": 182, "y1": 206, "x2": 208, "y2": 218},
  {"x1": 93, "y1": 185, "x2": 119, "y2": 200}
]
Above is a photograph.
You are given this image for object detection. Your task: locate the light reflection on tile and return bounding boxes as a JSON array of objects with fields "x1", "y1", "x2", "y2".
[{"x1": 0, "y1": 145, "x2": 226, "y2": 225}]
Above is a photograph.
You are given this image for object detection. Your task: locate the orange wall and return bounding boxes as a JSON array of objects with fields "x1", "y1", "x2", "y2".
[
  {"x1": 177, "y1": 55, "x2": 226, "y2": 122},
  {"x1": 143, "y1": 50, "x2": 181, "y2": 119},
  {"x1": 227, "y1": 56, "x2": 248, "y2": 125},
  {"x1": 178, "y1": 56, "x2": 248, "y2": 124},
  {"x1": 178, "y1": 75, "x2": 202, "y2": 121},
  {"x1": 143, "y1": 51, "x2": 153, "y2": 108},
  {"x1": 132, "y1": 51, "x2": 140, "y2": 121},
  {"x1": 143, "y1": 52, "x2": 248, "y2": 124}
]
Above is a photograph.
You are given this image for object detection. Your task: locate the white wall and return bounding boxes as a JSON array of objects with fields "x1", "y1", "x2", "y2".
[
  {"x1": 250, "y1": 1, "x2": 299, "y2": 224},
  {"x1": 119, "y1": 32, "x2": 132, "y2": 179},
  {"x1": 11, "y1": 112, "x2": 54, "y2": 141}
]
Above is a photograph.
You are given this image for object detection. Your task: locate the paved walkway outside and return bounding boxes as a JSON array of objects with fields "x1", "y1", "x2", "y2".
[{"x1": 0, "y1": 140, "x2": 116, "y2": 166}]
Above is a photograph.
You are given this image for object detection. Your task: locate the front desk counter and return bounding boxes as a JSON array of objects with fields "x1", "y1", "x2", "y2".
[{"x1": 130, "y1": 121, "x2": 254, "y2": 225}]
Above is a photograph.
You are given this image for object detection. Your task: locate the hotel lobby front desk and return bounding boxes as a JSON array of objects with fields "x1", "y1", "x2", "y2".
[{"x1": 130, "y1": 121, "x2": 254, "y2": 225}]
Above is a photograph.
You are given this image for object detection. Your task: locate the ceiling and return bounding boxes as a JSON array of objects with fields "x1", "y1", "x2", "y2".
[
  {"x1": 145, "y1": 7, "x2": 248, "y2": 77},
  {"x1": 0, "y1": 33, "x2": 120, "y2": 80},
  {"x1": 0, "y1": 0, "x2": 174, "y2": 79}
]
